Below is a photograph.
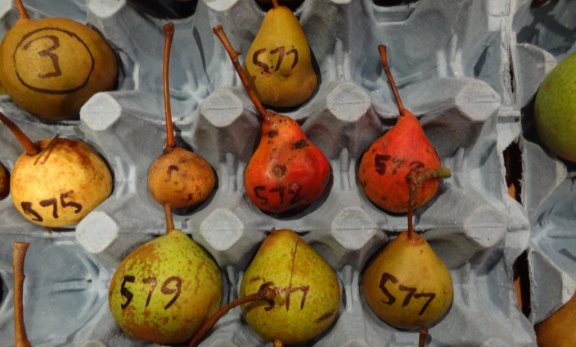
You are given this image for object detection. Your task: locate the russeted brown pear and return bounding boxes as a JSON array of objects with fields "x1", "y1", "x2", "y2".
[
  {"x1": 0, "y1": 0, "x2": 117, "y2": 120},
  {"x1": 147, "y1": 23, "x2": 216, "y2": 210},
  {"x1": 535, "y1": 292, "x2": 576, "y2": 347},
  {"x1": 0, "y1": 112, "x2": 113, "y2": 228},
  {"x1": 0, "y1": 161, "x2": 9, "y2": 200},
  {"x1": 358, "y1": 45, "x2": 444, "y2": 214},
  {"x1": 108, "y1": 204, "x2": 223, "y2": 345},
  {"x1": 214, "y1": 25, "x2": 331, "y2": 215},
  {"x1": 245, "y1": 0, "x2": 317, "y2": 108}
]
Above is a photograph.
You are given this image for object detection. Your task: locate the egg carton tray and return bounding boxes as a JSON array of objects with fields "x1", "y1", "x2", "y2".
[
  {"x1": 0, "y1": 0, "x2": 546, "y2": 346},
  {"x1": 510, "y1": 0, "x2": 576, "y2": 328}
]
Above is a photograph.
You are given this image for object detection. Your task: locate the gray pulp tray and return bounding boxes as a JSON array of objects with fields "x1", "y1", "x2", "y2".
[{"x1": 2, "y1": 0, "x2": 571, "y2": 346}]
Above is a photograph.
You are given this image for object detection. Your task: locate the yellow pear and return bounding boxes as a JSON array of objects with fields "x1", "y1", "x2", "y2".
[
  {"x1": 245, "y1": 1, "x2": 317, "y2": 108},
  {"x1": 0, "y1": 0, "x2": 117, "y2": 120},
  {"x1": 240, "y1": 229, "x2": 340, "y2": 345},
  {"x1": 0, "y1": 112, "x2": 113, "y2": 228},
  {"x1": 535, "y1": 292, "x2": 576, "y2": 347}
]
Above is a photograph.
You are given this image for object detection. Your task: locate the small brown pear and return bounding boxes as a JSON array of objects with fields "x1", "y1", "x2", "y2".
[
  {"x1": 0, "y1": 0, "x2": 117, "y2": 120},
  {"x1": 108, "y1": 204, "x2": 223, "y2": 344},
  {"x1": 213, "y1": 25, "x2": 331, "y2": 215},
  {"x1": 0, "y1": 112, "x2": 113, "y2": 228},
  {"x1": 13, "y1": 241, "x2": 32, "y2": 347},
  {"x1": 358, "y1": 45, "x2": 444, "y2": 214},
  {"x1": 535, "y1": 291, "x2": 576, "y2": 347},
  {"x1": 362, "y1": 169, "x2": 452, "y2": 345},
  {"x1": 0, "y1": 161, "x2": 9, "y2": 200},
  {"x1": 147, "y1": 23, "x2": 216, "y2": 210}
]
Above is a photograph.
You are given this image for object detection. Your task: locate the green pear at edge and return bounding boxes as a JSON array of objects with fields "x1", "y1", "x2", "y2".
[
  {"x1": 240, "y1": 229, "x2": 340, "y2": 345},
  {"x1": 534, "y1": 51, "x2": 576, "y2": 163},
  {"x1": 245, "y1": 5, "x2": 317, "y2": 108},
  {"x1": 108, "y1": 229, "x2": 222, "y2": 344}
]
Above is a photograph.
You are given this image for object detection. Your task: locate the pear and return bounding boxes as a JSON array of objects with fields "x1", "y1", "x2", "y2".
[
  {"x1": 214, "y1": 25, "x2": 331, "y2": 215},
  {"x1": 245, "y1": 0, "x2": 317, "y2": 108},
  {"x1": 534, "y1": 51, "x2": 576, "y2": 163},
  {"x1": 358, "y1": 45, "x2": 444, "y2": 214},
  {"x1": 147, "y1": 23, "x2": 216, "y2": 210},
  {"x1": 0, "y1": 112, "x2": 113, "y2": 228},
  {"x1": 13, "y1": 241, "x2": 32, "y2": 347},
  {"x1": 362, "y1": 169, "x2": 453, "y2": 337},
  {"x1": 239, "y1": 229, "x2": 340, "y2": 345},
  {"x1": 535, "y1": 292, "x2": 576, "y2": 347},
  {"x1": 0, "y1": 0, "x2": 117, "y2": 120},
  {"x1": 0, "y1": 161, "x2": 9, "y2": 200},
  {"x1": 108, "y1": 204, "x2": 223, "y2": 345}
]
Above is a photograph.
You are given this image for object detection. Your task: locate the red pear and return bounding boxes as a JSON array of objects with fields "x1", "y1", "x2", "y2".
[
  {"x1": 358, "y1": 45, "x2": 443, "y2": 214},
  {"x1": 213, "y1": 25, "x2": 330, "y2": 214}
]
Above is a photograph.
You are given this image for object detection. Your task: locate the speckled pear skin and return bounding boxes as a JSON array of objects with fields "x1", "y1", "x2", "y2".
[
  {"x1": 245, "y1": 5, "x2": 317, "y2": 108},
  {"x1": 535, "y1": 51, "x2": 576, "y2": 163},
  {"x1": 108, "y1": 229, "x2": 223, "y2": 345},
  {"x1": 362, "y1": 231, "x2": 453, "y2": 329},
  {"x1": 240, "y1": 229, "x2": 341, "y2": 345}
]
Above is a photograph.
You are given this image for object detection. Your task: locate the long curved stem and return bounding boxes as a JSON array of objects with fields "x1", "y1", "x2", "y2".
[
  {"x1": 378, "y1": 45, "x2": 406, "y2": 116},
  {"x1": 213, "y1": 25, "x2": 268, "y2": 121},
  {"x1": 406, "y1": 167, "x2": 451, "y2": 240},
  {"x1": 163, "y1": 22, "x2": 176, "y2": 151},
  {"x1": 0, "y1": 112, "x2": 39, "y2": 156},
  {"x1": 13, "y1": 241, "x2": 32, "y2": 347},
  {"x1": 15, "y1": 0, "x2": 30, "y2": 20},
  {"x1": 188, "y1": 282, "x2": 276, "y2": 347}
]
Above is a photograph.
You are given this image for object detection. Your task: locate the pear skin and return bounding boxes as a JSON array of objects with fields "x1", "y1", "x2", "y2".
[
  {"x1": 0, "y1": 15, "x2": 117, "y2": 120},
  {"x1": 108, "y1": 229, "x2": 223, "y2": 345},
  {"x1": 10, "y1": 138, "x2": 113, "y2": 228},
  {"x1": 240, "y1": 229, "x2": 340, "y2": 345},
  {"x1": 0, "y1": 162, "x2": 8, "y2": 200},
  {"x1": 245, "y1": 5, "x2": 317, "y2": 108},
  {"x1": 362, "y1": 231, "x2": 453, "y2": 329},
  {"x1": 535, "y1": 292, "x2": 576, "y2": 347},
  {"x1": 534, "y1": 51, "x2": 576, "y2": 163}
]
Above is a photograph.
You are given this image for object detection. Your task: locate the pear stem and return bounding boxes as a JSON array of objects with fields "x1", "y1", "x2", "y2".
[
  {"x1": 378, "y1": 44, "x2": 407, "y2": 116},
  {"x1": 188, "y1": 282, "x2": 277, "y2": 347},
  {"x1": 0, "y1": 112, "x2": 39, "y2": 156},
  {"x1": 13, "y1": 241, "x2": 32, "y2": 347},
  {"x1": 164, "y1": 203, "x2": 175, "y2": 234},
  {"x1": 272, "y1": 0, "x2": 280, "y2": 8},
  {"x1": 406, "y1": 167, "x2": 451, "y2": 240},
  {"x1": 273, "y1": 340, "x2": 284, "y2": 347},
  {"x1": 15, "y1": 0, "x2": 30, "y2": 20},
  {"x1": 163, "y1": 22, "x2": 176, "y2": 152},
  {"x1": 212, "y1": 25, "x2": 269, "y2": 121},
  {"x1": 418, "y1": 327, "x2": 428, "y2": 347}
]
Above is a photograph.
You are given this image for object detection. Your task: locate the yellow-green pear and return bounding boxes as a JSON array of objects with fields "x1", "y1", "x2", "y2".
[
  {"x1": 362, "y1": 230, "x2": 453, "y2": 329},
  {"x1": 245, "y1": 1, "x2": 317, "y2": 108},
  {"x1": 108, "y1": 228, "x2": 223, "y2": 345},
  {"x1": 534, "y1": 51, "x2": 576, "y2": 163},
  {"x1": 0, "y1": 0, "x2": 117, "y2": 120},
  {"x1": 240, "y1": 229, "x2": 340, "y2": 345},
  {"x1": 535, "y1": 292, "x2": 576, "y2": 347},
  {"x1": 0, "y1": 112, "x2": 113, "y2": 228}
]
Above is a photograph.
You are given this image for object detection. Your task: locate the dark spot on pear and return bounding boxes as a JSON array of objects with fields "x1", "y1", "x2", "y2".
[
  {"x1": 273, "y1": 165, "x2": 287, "y2": 177},
  {"x1": 294, "y1": 140, "x2": 308, "y2": 149}
]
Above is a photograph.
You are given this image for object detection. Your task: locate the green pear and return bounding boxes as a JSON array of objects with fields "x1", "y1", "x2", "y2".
[
  {"x1": 536, "y1": 292, "x2": 576, "y2": 347},
  {"x1": 534, "y1": 51, "x2": 576, "y2": 163},
  {"x1": 245, "y1": 2, "x2": 317, "y2": 108},
  {"x1": 362, "y1": 230, "x2": 453, "y2": 329},
  {"x1": 240, "y1": 229, "x2": 340, "y2": 345},
  {"x1": 108, "y1": 228, "x2": 223, "y2": 345}
]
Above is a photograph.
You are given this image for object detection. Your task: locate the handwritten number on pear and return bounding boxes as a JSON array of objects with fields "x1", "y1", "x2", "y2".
[
  {"x1": 120, "y1": 275, "x2": 183, "y2": 310},
  {"x1": 20, "y1": 191, "x2": 83, "y2": 221},
  {"x1": 253, "y1": 46, "x2": 299, "y2": 74},
  {"x1": 253, "y1": 182, "x2": 304, "y2": 207},
  {"x1": 23, "y1": 35, "x2": 63, "y2": 79},
  {"x1": 379, "y1": 272, "x2": 436, "y2": 316}
]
